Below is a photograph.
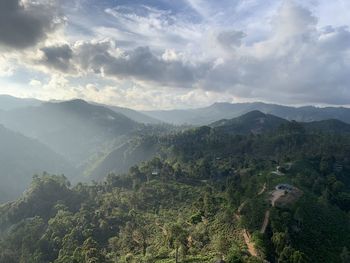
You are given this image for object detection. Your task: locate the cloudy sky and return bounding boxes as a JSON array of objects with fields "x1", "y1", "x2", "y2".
[{"x1": 0, "y1": 0, "x2": 350, "y2": 110}]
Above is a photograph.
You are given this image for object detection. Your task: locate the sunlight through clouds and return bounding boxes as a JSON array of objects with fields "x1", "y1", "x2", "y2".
[{"x1": 1, "y1": 0, "x2": 350, "y2": 109}]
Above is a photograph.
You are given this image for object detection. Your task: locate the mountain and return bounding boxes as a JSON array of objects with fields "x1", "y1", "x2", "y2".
[
  {"x1": 211, "y1": 110, "x2": 350, "y2": 136},
  {"x1": 302, "y1": 119, "x2": 350, "y2": 134},
  {"x1": 91, "y1": 112, "x2": 350, "y2": 181},
  {"x1": 92, "y1": 102, "x2": 162, "y2": 124},
  {"x1": 1, "y1": 118, "x2": 350, "y2": 262},
  {"x1": 88, "y1": 137, "x2": 160, "y2": 180},
  {"x1": 0, "y1": 94, "x2": 42, "y2": 110},
  {"x1": 0, "y1": 124, "x2": 75, "y2": 203},
  {"x1": 0, "y1": 99, "x2": 139, "y2": 166},
  {"x1": 142, "y1": 102, "x2": 350, "y2": 125},
  {"x1": 211, "y1": 110, "x2": 288, "y2": 134}
]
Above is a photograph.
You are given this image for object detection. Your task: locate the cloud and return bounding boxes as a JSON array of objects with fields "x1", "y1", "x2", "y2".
[
  {"x1": 0, "y1": 0, "x2": 63, "y2": 49},
  {"x1": 33, "y1": 1, "x2": 350, "y2": 106},
  {"x1": 274, "y1": 1, "x2": 317, "y2": 37},
  {"x1": 3, "y1": 0, "x2": 350, "y2": 109},
  {"x1": 199, "y1": 2, "x2": 350, "y2": 105},
  {"x1": 0, "y1": 55, "x2": 16, "y2": 77},
  {"x1": 217, "y1": 30, "x2": 246, "y2": 49},
  {"x1": 51, "y1": 40, "x2": 208, "y2": 88},
  {"x1": 29, "y1": 79, "x2": 42, "y2": 87},
  {"x1": 39, "y1": 44, "x2": 74, "y2": 72}
]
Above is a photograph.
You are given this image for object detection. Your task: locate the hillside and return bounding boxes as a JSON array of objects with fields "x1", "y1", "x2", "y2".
[
  {"x1": 302, "y1": 119, "x2": 350, "y2": 134},
  {"x1": 211, "y1": 111, "x2": 350, "y2": 136},
  {"x1": 0, "y1": 99, "x2": 139, "y2": 165},
  {"x1": 1, "y1": 122, "x2": 350, "y2": 262},
  {"x1": 88, "y1": 136, "x2": 160, "y2": 180},
  {"x1": 143, "y1": 102, "x2": 350, "y2": 125},
  {"x1": 0, "y1": 125, "x2": 76, "y2": 203},
  {"x1": 97, "y1": 103, "x2": 162, "y2": 124},
  {"x1": 85, "y1": 111, "x2": 350, "y2": 183},
  {"x1": 211, "y1": 110, "x2": 288, "y2": 135}
]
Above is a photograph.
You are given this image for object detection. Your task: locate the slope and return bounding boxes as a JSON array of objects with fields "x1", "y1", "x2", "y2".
[
  {"x1": 211, "y1": 110, "x2": 288, "y2": 135},
  {"x1": 88, "y1": 136, "x2": 160, "y2": 180},
  {"x1": 94, "y1": 103, "x2": 162, "y2": 124},
  {"x1": 0, "y1": 124, "x2": 76, "y2": 203},
  {"x1": 0, "y1": 99, "x2": 139, "y2": 166}
]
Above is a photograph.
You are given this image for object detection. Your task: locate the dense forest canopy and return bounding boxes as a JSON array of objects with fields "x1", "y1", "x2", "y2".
[{"x1": 1, "y1": 112, "x2": 350, "y2": 263}]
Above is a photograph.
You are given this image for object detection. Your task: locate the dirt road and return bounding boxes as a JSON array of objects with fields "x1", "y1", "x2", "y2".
[
  {"x1": 260, "y1": 210, "x2": 270, "y2": 234},
  {"x1": 242, "y1": 229, "x2": 259, "y2": 257}
]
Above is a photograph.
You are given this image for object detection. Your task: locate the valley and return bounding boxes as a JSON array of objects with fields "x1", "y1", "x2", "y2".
[{"x1": 0, "y1": 96, "x2": 349, "y2": 262}]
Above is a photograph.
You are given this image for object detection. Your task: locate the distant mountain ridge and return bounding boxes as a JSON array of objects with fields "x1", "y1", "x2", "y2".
[
  {"x1": 2, "y1": 95, "x2": 350, "y2": 126},
  {"x1": 142, "y1": 102, "x2": 350, "y2": 125},
  {"x1": 302, "y1": 119, "x2": 350, "y2": 134},
  {"x1": 0, "y1": 99, "x2": 139, "y2": 165},
  {"x1": 91, "y1": 102, "x2": 162, "y2": 124},
  {"x1": 0, "y1": 95, "x2": 162, "y2": 124},
  {"x1": 0, "y1": 94, "x2": 42, "y2": 110},
  {"x1": 210, "y1": 110, "x2": 350, "y2": 136},
  {"x1": 1, "y1": 95, "x2": 350, "y2": 195}
]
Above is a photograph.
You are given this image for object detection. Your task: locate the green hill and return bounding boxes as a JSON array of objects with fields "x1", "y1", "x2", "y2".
[
  {"x1": 1, "y1": 120, "x2": 350, "y2": 262},
  {"x1": 0, "y1": 125, "x2": 76, "y2": 203},
  {"x1": 211, "y1": 110, "x2": 288, "y2": 135},
  {"x1": 89, "y1": 137, "x2": 160, "y2": 180},
  {"x1": 302, "y1": 119, "x2": 350, "y2": 134}
]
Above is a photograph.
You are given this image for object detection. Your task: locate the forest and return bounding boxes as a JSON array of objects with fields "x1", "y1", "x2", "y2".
[{"x1": 1, "y1": 117, "x2": 350, "y2": 263}]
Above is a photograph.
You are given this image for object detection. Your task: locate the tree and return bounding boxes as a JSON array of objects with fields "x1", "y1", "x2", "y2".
[
  {"x1": 272, "y1": 232, "x2": 288, "y2": 255},
  {"x1": 227, "y1": 246, "x2": 243, "y2": 263},
  {"x1": 166, "y1": 224, "x2": 188, "y2": 263},
  {"x1": 291, "y1": 250, "x2": 308, "y2": 263},
  {"x1": 81, "y1": 237, "x2": 106, "y2": 263}
]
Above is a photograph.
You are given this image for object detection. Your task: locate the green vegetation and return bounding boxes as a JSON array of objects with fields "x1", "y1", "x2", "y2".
[{"x1": 1, "y1": 111, "x2": 350, "y2": 262}]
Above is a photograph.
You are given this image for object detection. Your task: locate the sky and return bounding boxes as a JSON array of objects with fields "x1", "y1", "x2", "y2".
[{"x1": 0, "y1": 0, "x2": 350, "y2": 110}]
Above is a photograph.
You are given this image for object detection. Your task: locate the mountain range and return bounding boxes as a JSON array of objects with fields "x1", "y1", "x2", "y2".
[
  {"x1": 142, "y1": 101, "x2": 350, "y2": 125},
  {"x1": 0, "y1": 95, "x2": 42, "y2": 111},
  {"x1": 1, "y1": 95, "x2": 350, "y2": 202}
]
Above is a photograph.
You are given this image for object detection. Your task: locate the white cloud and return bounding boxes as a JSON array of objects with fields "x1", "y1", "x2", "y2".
[
  {"x1": 198, "y1": 1, "x2": 350, "y2": 105},
  {"x1": 2, "y1": 0, "x2": 350, "y2": 109},
  {"x1": 29, "y1": 79, "x2": 42, "y2": 86},
  {"x1": 0, "y1": 57, "x2": 15, "y2": 77}
]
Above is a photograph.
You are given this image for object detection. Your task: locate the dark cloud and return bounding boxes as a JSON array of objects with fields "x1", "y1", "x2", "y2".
[
  {"x1": 0, "y1": 0, "x2": 62, "y2": 49},
  {"x1": 74, "y1": 41, "x2": 208, "y2": 87},
  {"x1": 24, "y1": 1, "x2": 350, "y2": 106},
  {"x1": 40, "y1": 44, "x2": 73, "y2": 72}
]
